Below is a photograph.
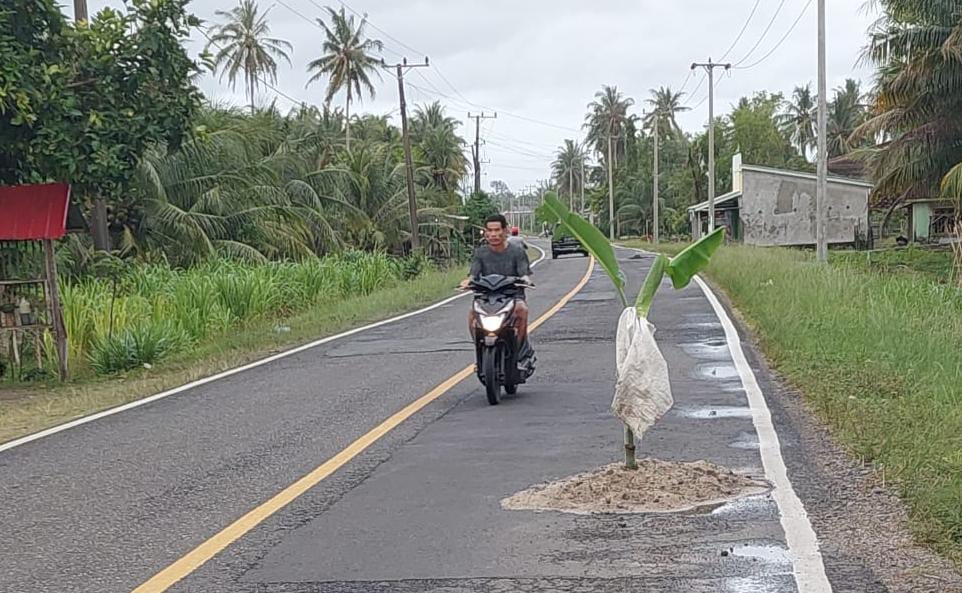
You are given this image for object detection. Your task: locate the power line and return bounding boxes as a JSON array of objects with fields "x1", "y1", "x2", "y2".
[
  {"x1": 333, "y1": 0, "x2": 427, "y2": 59},
  {"x1": 486, "y1": 140, "x2": 553, "y2": 159},
  {"x1": 677, "y1": 69, "x2": 695, "y2": 96},
  {"x1": 433, "y1": 67, "x2": 475, "y2": 106},
  {"x1": 486, "y1": 131, "x2": 559, "y2": 152},
  {"x1": 294, "y1": 0, "x2": 581, "y2": 135},
  {"x1": 491, "y1": 163, "x2": 549, "y2": 172},
  {"x1": 733, "y1": 0, "x2": 789, "y2": 66},
  {"x1": 719, "y1": 0, "x2": 763, "y2": 61},
  {"x1": 681, "y1": 0, "x2": 760, "y2": 107},
  {"x1": 683, "y1": 72, "x2": 708, "y2": 107},
  {"x1": 403, "y1": 79, "x2": 581, "y2": 133},
  {"x1": 736, "y1": 0, "x2": 815, "y2": 70}
]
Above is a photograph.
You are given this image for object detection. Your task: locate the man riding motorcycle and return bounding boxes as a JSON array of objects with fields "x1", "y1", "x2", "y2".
[{"x1": 460, "y1": 214, "x2": 535, "y2": 375}]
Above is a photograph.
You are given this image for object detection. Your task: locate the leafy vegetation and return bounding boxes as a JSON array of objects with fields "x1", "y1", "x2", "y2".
[
  {"x1": 57, "y1": 251, "x2": 430, "y2": 378},
  {"x1": 859, "y1": 0, "x2": 962, "y2": 207}
]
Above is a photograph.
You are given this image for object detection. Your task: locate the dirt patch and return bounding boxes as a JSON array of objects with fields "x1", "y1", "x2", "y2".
[{"x1": 502, "y1": 459, "x2": 770, "y2": 515}]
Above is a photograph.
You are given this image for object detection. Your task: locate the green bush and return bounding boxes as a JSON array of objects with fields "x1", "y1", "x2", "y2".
[{"x1": 90, "y1": 320, "x2": 189, "y2": 375}]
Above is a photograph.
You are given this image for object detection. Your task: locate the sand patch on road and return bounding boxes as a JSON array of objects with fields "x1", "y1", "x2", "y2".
[{"x1": 502, "y1": 459, "x2": 770, "y2": 514}]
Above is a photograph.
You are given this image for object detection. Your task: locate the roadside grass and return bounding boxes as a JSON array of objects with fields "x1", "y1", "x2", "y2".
[
  {"x1": 0, "y1": 266, "x2": 466, "y2": 445},
  {"x1": 832, "y1": 246, "x2": 956, "y2": 285},
  {"x1": 634, "y1": 243, "x2": 962, "y2": 565}
]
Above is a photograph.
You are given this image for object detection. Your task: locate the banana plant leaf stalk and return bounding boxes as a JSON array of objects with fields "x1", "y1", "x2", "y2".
[{"x1": 544, "y1": 192, "x2": 725, "y2": 469}]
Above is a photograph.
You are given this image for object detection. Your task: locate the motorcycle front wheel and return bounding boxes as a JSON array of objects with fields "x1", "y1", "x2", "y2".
[{"x1": 482, "y1": 346, "x2": 501, "y2": 405}]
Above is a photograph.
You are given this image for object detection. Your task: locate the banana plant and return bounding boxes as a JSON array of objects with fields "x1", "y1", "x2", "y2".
[{"x1": 543, "y1": 192, "x2": 725, "y2": 468}]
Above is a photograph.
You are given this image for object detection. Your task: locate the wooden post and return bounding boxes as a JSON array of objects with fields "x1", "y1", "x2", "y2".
[{"x1": 43, "y1": 239, "x2": 68, "y2": 380}]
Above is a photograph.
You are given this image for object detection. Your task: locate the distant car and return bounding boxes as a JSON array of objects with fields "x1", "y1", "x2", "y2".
[{"x1": 550, "y1": 227, "x2": 588, "y2": 259}]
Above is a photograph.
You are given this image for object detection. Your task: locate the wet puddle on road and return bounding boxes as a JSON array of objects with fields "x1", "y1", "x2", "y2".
[
  {"x1": 730, "y1": 544, "x2": 793, "y2": 565},
  {"x1": 680, "y1": 340, "x2": 730, "y2": 359},
  {"x1": 696, "y1": 364, "x2": 740, "y2": 380},
  {"x1": 730, "y1": 431, "x2": 760, "y2": 449},
  {"x1": 678, "y1": 406, "x2": 753, "y2": 419}
]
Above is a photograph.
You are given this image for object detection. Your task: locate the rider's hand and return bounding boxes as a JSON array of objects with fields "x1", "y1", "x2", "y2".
[{"x1": 458, "y1": 278, "x2": 471, "y2": 290}]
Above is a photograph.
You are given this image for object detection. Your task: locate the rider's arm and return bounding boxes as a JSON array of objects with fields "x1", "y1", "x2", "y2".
[{"x1": 461, "y1": 250, "x2": 483, "y2": 289}]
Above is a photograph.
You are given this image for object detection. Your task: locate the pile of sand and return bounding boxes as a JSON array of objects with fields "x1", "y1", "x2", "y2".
[{"x1": 501, "y1": 459, "x2": 770, "y2": 514}]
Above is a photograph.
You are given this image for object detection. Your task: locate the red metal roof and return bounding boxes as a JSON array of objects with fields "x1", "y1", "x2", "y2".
[{"x1": 0, "y1": 183, "x2": 71, "y2": 241}]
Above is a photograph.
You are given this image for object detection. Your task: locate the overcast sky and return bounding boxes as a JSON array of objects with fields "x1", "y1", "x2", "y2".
[{"x1": 77, "y1": 0, "x2": 877, "y2": 192}]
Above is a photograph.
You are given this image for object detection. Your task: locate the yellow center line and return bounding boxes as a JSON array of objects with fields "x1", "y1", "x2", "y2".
[{"x1": 132, "y1": 257, "x2": 596, "y2": 593}]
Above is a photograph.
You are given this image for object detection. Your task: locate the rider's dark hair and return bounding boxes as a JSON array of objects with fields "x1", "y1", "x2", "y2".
[{"x1": 484, "y1": 213, "x2": 508, "y2": 229}]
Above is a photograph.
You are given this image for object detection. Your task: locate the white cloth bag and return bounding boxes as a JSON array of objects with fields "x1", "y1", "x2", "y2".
[{"x1": 612, "y1": 307, "x2": 673, "y2": 439}]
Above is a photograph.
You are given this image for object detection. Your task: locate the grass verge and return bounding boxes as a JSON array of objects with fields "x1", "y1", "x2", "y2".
[
  {"x1": 0, "y1": 266, "x2": 466, "y2": 445},
  {"x1": 624, "y1": 239, "x2": 962, "y2": 565},
  {"x1": 687, "y1": 245, "x2": 962, "y2": 564}
]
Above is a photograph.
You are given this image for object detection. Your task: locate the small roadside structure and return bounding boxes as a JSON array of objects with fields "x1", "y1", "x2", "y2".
[
  {"x1": 0, "y1": 183, "x2": 84, "y2": 380},
  {"x1": 689, "y1": 154, "x2": 873, "y2": 248},
  {"x1": 900, "y1": 199, "x2": 958, "y2": 244}
]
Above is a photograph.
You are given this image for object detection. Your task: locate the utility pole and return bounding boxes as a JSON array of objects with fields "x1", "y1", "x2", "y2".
[
  {"x1": 469, "y1": 112, "x2": 497, "y2": 196},
  {"x1": 580, "y1": 147, "x2": 586, "y2": 213},
  {"x1": 653, "y1": 117, "x2": 660, "y2": 244},
  {"x1": 607, "y1": 128, "x2": 617, "y2": 240},
  {"x1": 815, "y1": 0, "x2": 828, "y2": 262},
  {"x1": 384, "y1": 57, "x2": 430, "y2": 251},
  {"x1": 691, "y1": 58, "x2": 731, "y2": 233}
]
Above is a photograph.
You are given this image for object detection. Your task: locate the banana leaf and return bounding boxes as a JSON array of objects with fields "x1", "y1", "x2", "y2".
[
  {"x1": 665, "y1": 227, "x2": 725, "y2": 289},
  {"x1": 544, "y1": 192, "x2": 627, "y2": 306},
  {"x1": 635, "y1": 253, "x2": 669, "y2": 319}
]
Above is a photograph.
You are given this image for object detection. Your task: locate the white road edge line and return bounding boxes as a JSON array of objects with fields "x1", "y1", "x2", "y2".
[
  {"x1": 0, "y1": 243, "x2": 547, "y2": 455},
  {"x1": 615, "y1": 245, "x2": 832, "y2": 593},
  {"x1": 694, "y1": 275, "x2": 832, "y2": 593}
]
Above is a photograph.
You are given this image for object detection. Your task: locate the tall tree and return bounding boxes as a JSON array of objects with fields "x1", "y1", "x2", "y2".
[
  {"x1": 411, "y1": 101, "x2": 459, "y2": 140},
  {"x1": 858, "y1": 0, "x2": 962, "y2": 206},
  {"x1": 643, "y1": 86, "x2": 690, "y2": 136},
  {"x1": 306, "y1": 6, "x2": 384, "y2": 151},
  {"x1": 417, "y1": 125, "x2": 467, "y2": 192},
  {"x1": 0, "y1": 0, "x2": 202, "y2": 251},
  {"x1": 826, "y1": 79, "x2": 868, "y2": 158},
  {"x1": 206, "y1": 0, "x2": 292, "y2": 114},
  {"x1": 778, "y1": 84, "x2": 816, "y2": 159},
  {"x1": 584, "y1": 85, "x2": 637, "y2": 168},
  {"x1": 551, "y1": 139, "x2": 585, "y2": 207}
]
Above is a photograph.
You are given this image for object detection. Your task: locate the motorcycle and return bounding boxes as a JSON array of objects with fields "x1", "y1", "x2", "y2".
[{"x1": 468, "y1": 274, "x2": 534, "y2": 405}]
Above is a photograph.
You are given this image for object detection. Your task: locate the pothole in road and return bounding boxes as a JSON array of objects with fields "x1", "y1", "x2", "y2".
[{"x1": 501, "y1": 459, "x2": 770, "y2": 515}]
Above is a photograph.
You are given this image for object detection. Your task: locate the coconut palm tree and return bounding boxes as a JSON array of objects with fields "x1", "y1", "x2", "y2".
[
  {"x1": 551, "y1": 140, "x2": 586, "y2": 209},
  {"x1": 417, "y1": 125, "x2": 467, "y2": 193},
  {"x1": 778, "y1": 84, "x2": 816, "y2": 159},
  {"x1": 411, "y1": 101, "x2": 460, "y2": 140},
  {"x1": 206, "y1": 0, "x2": 293, "y2": 114},
  {"x1": 643, "y1": 86, "x2": 690, "y2": 137},
  {"x1": 306, "y1": 6, "x2": 384, "y2": 151},
  {"x1": 826, "y1": 79, "x2": 867, "y2": 158},
  {"x1": 584, "y1": 85, "x2": 637, "y2": 169},
  {"x1": 857, "y1": 0, "x2": 962, "y2": 206}
]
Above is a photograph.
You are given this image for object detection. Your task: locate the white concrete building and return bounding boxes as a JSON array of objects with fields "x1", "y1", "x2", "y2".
[{"x1": 689, "y1": 154, "x2": 873, "y2": 247}]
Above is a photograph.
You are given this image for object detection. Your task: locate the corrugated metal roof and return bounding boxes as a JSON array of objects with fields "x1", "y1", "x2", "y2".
[{"x1": 0, "y1": 183, "x2": 71, "y2": 240}]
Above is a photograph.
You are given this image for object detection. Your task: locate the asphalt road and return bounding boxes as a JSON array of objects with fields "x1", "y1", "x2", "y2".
[{"x1": 0, "y1": 240, "x2": 930, "y2": 593}]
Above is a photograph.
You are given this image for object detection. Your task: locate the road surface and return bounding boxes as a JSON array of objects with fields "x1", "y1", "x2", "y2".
[{"x1": 0, "y1": 240, "x2": 952, "y2": 593}]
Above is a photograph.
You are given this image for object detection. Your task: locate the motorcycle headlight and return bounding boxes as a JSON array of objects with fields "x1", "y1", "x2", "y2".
[{"x1": 480, "y1": 313, "x2": 506, "y2": 332}]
